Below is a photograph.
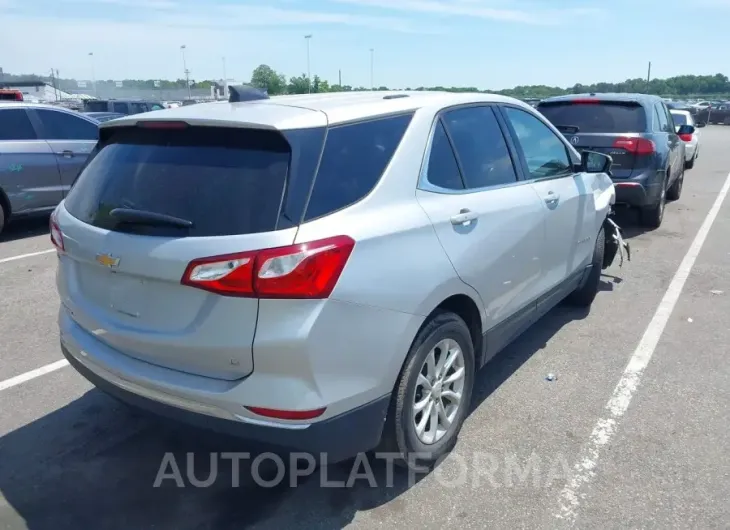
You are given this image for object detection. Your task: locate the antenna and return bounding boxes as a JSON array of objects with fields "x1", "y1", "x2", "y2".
[{"x1": 228, "y1": 85, "x2": 270, "y2": 103}]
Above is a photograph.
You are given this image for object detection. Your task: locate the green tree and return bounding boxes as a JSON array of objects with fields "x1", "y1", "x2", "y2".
[
  {"x1": 250, "y1": 64, "x2": 287, "y2": 95},
  {"x1": 287, "y1": 74, "x2": 310, "y2": 94}
]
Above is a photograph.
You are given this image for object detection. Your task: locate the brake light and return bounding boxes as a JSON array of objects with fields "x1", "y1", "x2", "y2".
[
  {"x1": 181, "y1": 235, "x2": 355, "y2": 298},
  {"x1": 137, "y1": 121, "x2": 188, "y2": 129},
  {"x1": 612, "y1": 136, "x2": 655, "y2": 155},
  {"x1": 570, "y1": 98, "x2": 600, "y2": 104},
  {"x1": 50, "y1": 212, "x2": 64, "y2": 251},
  {"x1": 679, "y1": 133, "x2": 693, "y2": 142},
  {"x1": 245, "y1": 406, "x2": 326, "y2": 421}
]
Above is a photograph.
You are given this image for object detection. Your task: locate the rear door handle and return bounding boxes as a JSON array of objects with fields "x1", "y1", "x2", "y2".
[
  {"x1": 450, "y1": 208, "x2": 478, "y2": 226},
  {"x1": 544, "y1": 192, "x2": 560, "y2": 206},
  {"x1": 61, "y1": 150, "x2": 74, "y2": 158}
]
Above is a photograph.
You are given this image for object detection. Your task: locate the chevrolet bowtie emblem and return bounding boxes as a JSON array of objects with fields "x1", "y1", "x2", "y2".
[{"x1": 96, "y1": 253, "x2": 120, "y2": 269}]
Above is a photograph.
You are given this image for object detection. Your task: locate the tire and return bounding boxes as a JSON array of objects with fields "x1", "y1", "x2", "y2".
[
  {"x1": 566, "y1": 227, "x2": 605, "y2": 307},
  {"x1": 640, "y1": 172, "x2": 667, "y2": 229},
  {"x1": 379, "y1": 311, "x2": 475, "y2": 469},
  {"x1": 667, "y1": 164, "x2": 684, "y2": 201},
  {"x1": 685, "y1": 155, "x2": 695, "y2": 170},
  {"x1": 0, "y1": 202, "x2": 4, "y2": 237}
]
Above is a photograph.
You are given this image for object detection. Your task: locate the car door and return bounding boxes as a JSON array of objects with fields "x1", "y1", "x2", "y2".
[
  {"x1": 499, "y1": 104, "x2": 595, "y2": 300},
  {"x1": 29, "y1": 108, "x2": 98, "y2": 195},
  {"x1": 655, "y1": 103, "x2": 679, "y2": 181},
  {"x1": 0, "y1": 107, "x2": 63, "y2": 214},
  {"x1": 415, "y1": 105, "x2": 547, "y2": 341}
]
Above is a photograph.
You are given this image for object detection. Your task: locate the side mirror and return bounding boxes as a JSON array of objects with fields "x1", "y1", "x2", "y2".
[
  {"x1": 580, "y1": 150, "x2": 612, "y2": 174},
  {"x1": 695, "y1": 122, "x2": 706, "y2": 128},
  {"x1": 677, "y1": 124, "x2": 695, "y2": 135}
]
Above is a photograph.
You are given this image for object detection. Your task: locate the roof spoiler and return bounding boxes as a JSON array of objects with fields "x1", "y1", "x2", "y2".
[{"x1": 228, "y1": 85, "x2": 269, "y2": 103}]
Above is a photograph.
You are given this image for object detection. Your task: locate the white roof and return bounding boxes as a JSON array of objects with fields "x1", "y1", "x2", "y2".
[{"x1": 102, "y1": 90, "x2": 527, "y2": 131}]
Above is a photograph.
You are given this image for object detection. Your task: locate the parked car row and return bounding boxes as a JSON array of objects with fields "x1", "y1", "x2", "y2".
[
  {"x1": 535, "y1": 93, "x2": 698, "y2": 228},
  {"x1": 48, "y1": 88, "x2": 630, "y2": 468}
]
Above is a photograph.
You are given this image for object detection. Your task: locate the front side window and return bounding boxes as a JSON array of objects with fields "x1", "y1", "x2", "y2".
[{"x1": 503, "y1": 106, "x2": 572, "y2": 179}]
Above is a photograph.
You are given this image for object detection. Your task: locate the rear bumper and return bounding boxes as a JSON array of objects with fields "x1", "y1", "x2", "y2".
[
  {"x1": 61, "y1": 342, "x2": 390, "y2": 462},
  {"x1": 612, "y1": 168, "x2": 663, "y2": 207}
]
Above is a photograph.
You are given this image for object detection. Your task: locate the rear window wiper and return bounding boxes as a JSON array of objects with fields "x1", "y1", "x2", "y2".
[
  {"x1": 555, "y1": 124, "x2": 580, "y2": 134},
  {"x1": 109, "y1": 208, "x2": 194, "y2": 229}
]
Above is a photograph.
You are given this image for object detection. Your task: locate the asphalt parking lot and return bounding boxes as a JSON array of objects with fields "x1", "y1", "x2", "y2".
[{"x1": 1, "y1": 126, "x2": 730, "y2": 529}]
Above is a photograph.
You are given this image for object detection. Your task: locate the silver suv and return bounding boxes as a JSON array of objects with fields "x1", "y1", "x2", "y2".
[{"x1": 54, "y1": 91, "x2": 620, "y2": 465}]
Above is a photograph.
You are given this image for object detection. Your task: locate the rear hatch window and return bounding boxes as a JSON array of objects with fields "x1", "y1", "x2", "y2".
[
  {"x1": 537, "y1": 100, "x2": 647, "y2": 133},
  {"x1": 63, "y1": 126, "x2": 293, "y2": 237},
  {"x1": 537, "y1": 100, "x2": 649, "y2": 178}
]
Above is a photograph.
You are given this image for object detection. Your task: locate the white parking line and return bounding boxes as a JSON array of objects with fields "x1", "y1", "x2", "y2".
[
  {"x1": 0, "y1": 360, "x2": 70, "y2": 392},
  {"x1": 555, "y1": 170, "x2": 730, "y2": 524},
  {"x1": 0, "y1": 249, "x2": 55, "y2": 264}
]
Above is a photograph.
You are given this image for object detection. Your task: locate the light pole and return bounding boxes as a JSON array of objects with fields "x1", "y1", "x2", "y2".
[
  {"x1": 181, "y1": 44, "x2": 191, "y2": 99},
  {"x1": 88, "y1": 52, "x2": 96, "y2": 97},
  {"x1": 369, "y1": 48, "x2": 374, "y2": 90},
  {"x1": 305, "y1": 34, "x2": 312, "y2": 93}
]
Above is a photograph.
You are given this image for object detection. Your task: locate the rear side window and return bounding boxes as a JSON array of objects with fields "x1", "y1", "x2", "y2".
[
  {"x1": 129, "y1": 103, "x2": 147, "y2": 114},
  {"x1": 34, "y1": 109, "x2": 98, "y2": 140},
  {"x1": 112, "y1": 102, "x2": 128, "y2": 114},
  {"x1": 441, "y1": 106, "x2": 517, "y2": 189},
  {"x1": 303, "y1": 113, "x2": 413, "y2": 221},
  {"x1": 0, "y1": 108, "x2": 36, "y2": 140},
  {"x1": 538, "y1": 101, "x2": 647, "y2": 133},
  {"x1": 425, "y1": 120, "x2": 464, "y2": 190},
  {"x1": 64, "y1": 126, "x2": 293, "y2": 237}
]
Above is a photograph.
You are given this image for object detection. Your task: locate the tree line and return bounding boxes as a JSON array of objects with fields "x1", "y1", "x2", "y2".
[{"x1": 3, "y1": 68, "x2": 730, "y2": 99}]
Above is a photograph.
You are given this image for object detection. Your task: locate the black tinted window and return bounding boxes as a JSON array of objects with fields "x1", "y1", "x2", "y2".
[
  {"x1": 35, "y1": 109, "x2": 98, "y2": 140},
  {"x1": 64, "y1": 126, "x2": 292, "y2": 237},
  {"x1": 85, "y1": 101, "x2": 108, "y2": 112},
  {"x1": 538, "y1": 101, "x2": 647, "y2": 133},
  {"x1": 0, "y1": 108, "x2": 36, "y2": 140},
  {"x1": 655, "y1": 104, "x2": 670, "y2": 132},
  {"x1": 504, "y1": 107, "x2": 572, "y2": 179},
  {"x1": 670, "y1": 112, "x2": 688, "y2": 126},
  {"x1": 112, "y1": 102, "x2": 127, "y2": 113},
  {"x1": 129, "y1": 103, "x2": 147, "y2": 114},
  {"x1": 426, "y1": 120, "x2": 463, "y2": 190},
  {"x1": 304, "y1": 113, "x2": 412, "y2": 221},
  {"x1": 442, "y1": 106, "x2": 517, "y2": 189}
]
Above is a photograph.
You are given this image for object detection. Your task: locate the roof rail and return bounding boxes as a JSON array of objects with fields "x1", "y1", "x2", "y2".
[
  {"x1": 383, "y1": 94, "x2": 409, "y2": 100},
  {"x1": 229, "y1": 85, "x2": 270, "y2": 103}
]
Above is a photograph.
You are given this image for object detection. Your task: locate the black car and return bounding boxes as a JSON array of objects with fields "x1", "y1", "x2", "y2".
[
  {"x1": 83, "y1": 111, "x2": 125, "y2": 123},
  {"x1": 83, "y1": 99, "x2": 165, "y2": 115},
  {"x1": 537, "y1": 93, "x2": 693, "y2": 228}
]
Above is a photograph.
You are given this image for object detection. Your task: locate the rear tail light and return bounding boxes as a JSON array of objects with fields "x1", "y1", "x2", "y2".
[
  {"x1": 679, "y1": 133, "x2": 693, "y2": 142},
  {"x1": 50, "y1": 211, "x2": 64, "y2": 251},
  {"x1": 181, "y1": 235, "x2": 355, "y2": 299},
  {"x1": 612, "y1": 136, "x2": 655, "y2": 155}
]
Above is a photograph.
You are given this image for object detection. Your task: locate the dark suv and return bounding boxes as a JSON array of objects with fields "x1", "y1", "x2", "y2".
[
  {"x1": 537, "y1": 93, "x2": 693, "y2": 228},
  {"x1": 83, "y1": 99, "x2": 165, "y2": 115}
]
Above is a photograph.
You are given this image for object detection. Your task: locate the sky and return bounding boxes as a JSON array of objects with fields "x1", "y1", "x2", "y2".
[{"x1": 1, "y1": 0, "x2": 729, "y2": 90}]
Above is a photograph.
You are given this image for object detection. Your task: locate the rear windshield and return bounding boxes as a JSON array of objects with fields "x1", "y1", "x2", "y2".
[
  {"x1": 537, "y1": 101, "x2": 647, "y2": 133},
  {"x1": 84, "y1": 101, "x2": 108, "y2": 112},
  {"x1": 670, "y1": 112, "x2": 688, "y2": 125},
  {"x1": 64, "y1": 126, "x2": 293, "y2": 237}
]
